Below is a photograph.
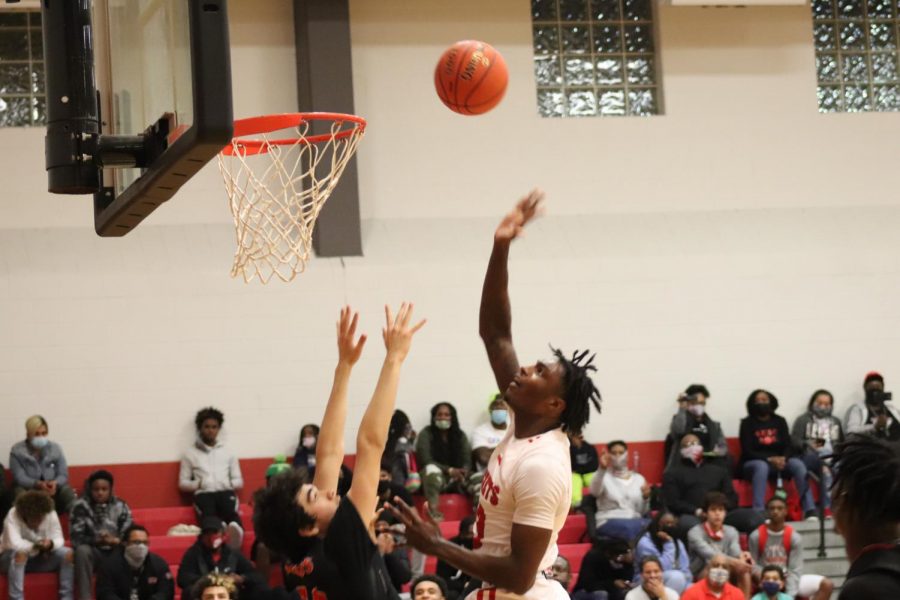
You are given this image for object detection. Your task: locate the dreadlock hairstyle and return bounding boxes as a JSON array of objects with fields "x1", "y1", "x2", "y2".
[
  {"x1": 831, "y1": 433, "x2": 900, "y2": 530},
  {"x1": 194, "y1": 406, "x2": 224, "y2": 430},
  {"x1": 552, "y1": 347, "x2": 602, "y2": 434}
]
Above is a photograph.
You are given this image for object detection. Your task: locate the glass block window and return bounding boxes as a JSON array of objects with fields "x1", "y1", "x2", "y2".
[
  {"x1": 532, "y1": 0, "x2": 662, "y2": 117},
  {"x1": 0, "y1": 10, "x2": 45, "y2": 127},
  {"x1": 811, "y1": 0, "x2": 900, "y2": 112}
]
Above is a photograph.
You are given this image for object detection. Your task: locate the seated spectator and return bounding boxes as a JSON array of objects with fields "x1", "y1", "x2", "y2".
[
  {"x1": 470, "y1": 394, "x2": 508, "y2": 496},
  {"x1": 70, "y1": 470, "x2": 133, "y2": 600},
  {"x1": 9, "y1": 415, "x2": 76, "y2": 513},
  {"x1": 375, "y1": 517, "x2": 412, "y2": 593},
  {"x1": 739, "y1": 389, "x2": 816, "y2": 518},
  {"x1": 96, "y1": 524, "x2": 174, "y2": 600},
  {"x1": 686, "y1": 492, "x2": 752, "y2": 597},
  {"x1": 748, "y1": 496, "x2": 833, "y2": 600},
  {"x1": 191, "y1": 573, "x2": 237, "y2": 600},
  {"x1": 589, "y1": 440, "x2": 650, "y2": 542},
  {"x1": 378, "y1": 466, "x2": 414, "y2": 508},
  {"x1": 571, "y1": 537, "x2": 635, "y2": 600},
  {"x1": 177, "y1": 516, "x2": 263, "y2": 600},
  {"x1": 382, "y1": 409, "x2": 420, "y2": 492},
  {"x1": 547, "y1": 555, "x2": 572, "y2": 592},
  {"x1": 179, "y1": 407, "x2": 244, "y2": 549},
  {"x1": 292, "y1": 424, "x2": 319, "y2": 471},
  {"x1": 791, "y1": 389, "x2": 843, "y2": 515},
  {"x1": 0, "y1": 490, "x2": 73, "y2": 600},
  {"x1": 415, "y1": 402, "x2": 474, "y2": 520},
  {"x1": 410, "y1": 574, "x2": 449, "y2": 600},
  {"x1": 634, "y1": 511, "x2": 691, "y2": 594},
  {"x1": 750, "y1": 564, "x2": 791, "y2": 600},
  {"x1": 570, "y1": 431, "x2": 599, "y2": 508},
  {"x1": 663, "y1": 433, "x2": 764, "y2": 537},
  {"x1": 624, "y1": 557, "x2": 678, "y2": 600},
  {"x1": 844, "y1": 371, "x2": 900, "y2": 440},
  {"x1": 669, "y1": 384, "x2": 729, "y2": 465},
  {"x1": 680, "y1": 555, "x2": 743, "y2": 600},
  {"x1": 436, "y1": 515, "x2": 477, "y2": 598},
  {"x1": 831, "y1": 433, "x2": 900, "y2": 598}
]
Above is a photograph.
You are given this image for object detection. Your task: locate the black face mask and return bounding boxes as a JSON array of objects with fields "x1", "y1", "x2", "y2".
[
  {"x1": 377, "y1": 480, "x2": 391, "y2": 497},
  {"x1": 753, "y1": 403, "x2": 773, "y2": 417},
  {"x1": 866, "y1": 389, "x2": 887, "y2": 405},
  {"x1": 661, "y1": 526, "x2": 678, "y2": 537}
]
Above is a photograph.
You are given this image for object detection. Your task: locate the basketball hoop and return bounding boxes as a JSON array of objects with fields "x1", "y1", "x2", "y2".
[{"x1": 218, "y1": 113, "x2": 366, "y2": 283}]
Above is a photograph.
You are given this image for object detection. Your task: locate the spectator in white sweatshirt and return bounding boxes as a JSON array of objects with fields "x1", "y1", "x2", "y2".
[
  {"x1": 589, "y1": 440, "x2": 651, "y2": 542},
  {"x1": 0, "y1": 490, "x2": 73, "y2": 600},
  {"x1": 179, "y1": 407, "x2": 244, "y2": 550}
]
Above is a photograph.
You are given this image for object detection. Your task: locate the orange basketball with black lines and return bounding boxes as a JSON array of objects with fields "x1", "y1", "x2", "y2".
[{"x1": 434, "y1": 40, "x2": 508, "y2": 115}]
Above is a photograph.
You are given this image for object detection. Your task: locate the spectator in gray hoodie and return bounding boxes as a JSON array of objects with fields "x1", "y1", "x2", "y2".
[
  {"x1": 179, "y1": 407, "x2": 244, "y2": 550},
  {"x1": 70, "y1": 470, "x2": 133, "y2": 600},
  {"x1": 8, "y1": 415, "x2": 75, "y2": 513}
]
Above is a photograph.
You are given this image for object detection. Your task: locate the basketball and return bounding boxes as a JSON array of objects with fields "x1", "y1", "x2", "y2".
[{"x1": 434, "y1": 40, "x2": 508, "y2": 115}]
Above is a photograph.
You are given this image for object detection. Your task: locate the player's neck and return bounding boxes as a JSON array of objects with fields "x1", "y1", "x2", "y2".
[{"x1": 512, "y1": 416, "x2": 559, "y2": 439}]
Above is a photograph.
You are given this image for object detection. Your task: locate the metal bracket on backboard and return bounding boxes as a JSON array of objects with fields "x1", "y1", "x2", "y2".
[{"x1": 41, "y1": 0, "x2": 233, "y2": 236}]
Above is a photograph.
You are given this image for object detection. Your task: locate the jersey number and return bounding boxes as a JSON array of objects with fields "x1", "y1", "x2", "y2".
[
  {"x1": 297, "y1": 588, "x2": 327, "y2": 600},
  {"x1": 474, "y1": 503, "x2": 486, "y2": 549}
]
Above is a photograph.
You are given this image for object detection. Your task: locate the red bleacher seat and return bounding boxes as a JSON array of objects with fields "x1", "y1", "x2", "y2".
[
  {"x1": 0, "y1": 573, "x2": 59, "y2": 600},
  {"x1": 413, "y1": 494, "x2": 473, "y2": 521}
]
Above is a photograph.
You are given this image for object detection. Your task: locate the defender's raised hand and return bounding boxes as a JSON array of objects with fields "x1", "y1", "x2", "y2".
[
  {"x1": 337, "y1": 306, "x2": 367, "y2": 366},
  {"x1": 494, "y1": 188, "x2": 545, "y2": 244},
  {"x1": 382, "y1": 302, "x2": 426, "y2": 361}
]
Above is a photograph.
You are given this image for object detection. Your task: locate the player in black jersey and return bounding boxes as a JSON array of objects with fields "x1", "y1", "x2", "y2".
[{"x1": 254, "y1": 304, "x2": 425, "y2": 600}]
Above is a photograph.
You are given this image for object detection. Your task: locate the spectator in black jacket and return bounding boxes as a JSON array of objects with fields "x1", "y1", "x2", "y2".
[
  {"x1": 570, "y1": 431, "x2": 599, "y2": 508},
  {"x1": 739, "y1": 390, "x2": 816, "y2": 518},
  {"x1": 177, "y1": 517, "x2": 264, "y2": 600},
  {"x1": 436, "y1": 516, "x2": 477, "y2": 599},
  {"x1": 662, "y1": 434, "x2": 764, "y2": 537},
  {"x1": 571, "y1": 537, "x2": 635, "y2": 600},
  {"x1": 374, "y1": 517, "x2": 411, "y2": 593},
  {"x1": 831, "y1": 434, "x2": 900, "y2": 599},
  {"x1": 669, "y1": 385, "x2": 729, "y2": 466},
  {"x1": 96, "y1": 525, "x2": 174, "y2": 600}
]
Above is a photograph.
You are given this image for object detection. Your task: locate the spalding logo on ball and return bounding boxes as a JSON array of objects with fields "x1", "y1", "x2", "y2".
[{"x1": 434, "y1": 40, "x2": 509, "y2": 115}]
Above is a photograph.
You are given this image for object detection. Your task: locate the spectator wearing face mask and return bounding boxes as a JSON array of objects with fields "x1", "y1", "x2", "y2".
[
  {"x1": 589, "y1": 440, "x2": 650, "y2": 542},
  {"x1": 176, "y1": 517, "x2": 263, "y2": 600},
  {"x1": 790, "y1": 390, "x2": 843, "y2": 515},
  {"x1": 686, "y1": 492, "x2": 753, "y2": 596},
  {"x1": 469, "y1": 394, "x2": 508, "y2": 498},
  {"x1": 680, "y1": 555, "x2": 744, "y2": 600},
  {"x1": 634, "y1": 512, "x2": 691, "y2": 594},
  {"x1": 569, "y1": 431, "x2": 599, "y2": 508},
  {"x1": 179, "y1": 407, "x2": 244, "y2": 549},
  {"x1": 845, "y1": 371, "x2": 900, "y2": 440},
  {"x1": 739, "y1": 390, "x2": 817, "y2": 518},
  {"x1": 663, "y1": 433, "x2": 764, "y2": 538},
  {"x1": 382, "y1": 410, "x2": 420, "y2": 493},
  {"x1": 547, "y1": 555, "x2": 572, "y2": 593},
  {"x1": 415, "y1": 402, "x2": 473, "y2": 521},
  {"x1": 750, "y1": 565, "x2": 791, "y2": 600},
  {"x1": 669, "y1": 384, "x2": 729, "y2": 465},
  {"x1": 9, "y1": 415, "x2": 76, "y2": 513},
  {"x1": 436, "y1": 515, "x2": 478, "y2": 598},
  {"x1": 292, "y1": 424, "x2": 320, "y2": 472},
  {"x1": 70, "y1": 470, "x2": 133, "y2": 600},
  {"x1": 95, "y1": 525, "x2": 174, "y2": 600},
  {"x1": 570, "y1": 537, "x2": 635, "y2": 600}
]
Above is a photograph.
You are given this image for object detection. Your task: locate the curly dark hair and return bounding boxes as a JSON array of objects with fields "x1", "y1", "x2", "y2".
[
  {"x1": 194, "y1": 407, "x2": 224, "y2": 431},
  {"x1": 552, "y1": 347, "x2": 602, "y2": 434},
  {"x1": 252, "y1": 468, "x2": 318, "y2": 561},
  {"x1": 428, "y1": 403, "x2": 468, "y2": 467},
  {"x1": 806, "y1": 389, "x2": 834, "y2": 412},
  {"x1": 831, "y1": 433, "x2": 900, "y2": 530},
  {"x1": 410, "y1": 574, "x2": 449, "y2": 599},
  {"x1": 191, "y1": 573, "x2": 238, "y2": 600},
  {"x1": 15, "y1": 490, "x2": 54, "y2": 523},
  {"x1": 745, "y1": 389, "x2": 779, "y2": 415}
]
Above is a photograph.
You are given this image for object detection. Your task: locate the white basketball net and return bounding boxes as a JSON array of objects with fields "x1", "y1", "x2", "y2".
[{"x1": 218, "y1": 115, "x2": 365, "y2": 283}]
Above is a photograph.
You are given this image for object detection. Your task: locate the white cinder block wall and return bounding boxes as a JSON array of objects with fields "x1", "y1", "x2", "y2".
[{"x1": 0, "y1": 1, "x2": 898, "y2": 466}]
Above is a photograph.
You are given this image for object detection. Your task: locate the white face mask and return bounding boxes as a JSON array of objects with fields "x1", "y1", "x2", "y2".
[
  {"x1": 301, "y1": 436, "x2": 316, "y2": 449},
  {"x1": 124, "y1": 543, "x2": 149, "y2": 568},
  {"x1": 680, "y1": 443, "x2": 703, "y2": 462},
  {"x1": 612, "y1": 452, "x2": 629, "y2": 471},
  {"x1": 708, "y1": 567, "x2": 730, "y2": 585},
  {"x1": 688, "y1": 404, "x2": 705, "y2": 417},
  {"x1": 211, "y1": 537, "x2": 223, "y2": 549},
  {"x1": 30, "y1": 436, "x2": 50, "y2": 449}
]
